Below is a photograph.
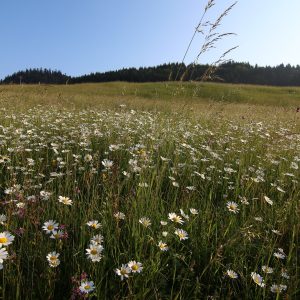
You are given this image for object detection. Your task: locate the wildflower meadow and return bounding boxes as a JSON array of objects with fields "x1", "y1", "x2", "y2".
[{"x1": 0, "y1": 82, "x2": 299, "y2": 299}]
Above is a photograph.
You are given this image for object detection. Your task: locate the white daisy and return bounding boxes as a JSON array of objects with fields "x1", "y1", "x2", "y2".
[
  {"x1": 115, "y1": 264, "x2": 131, "y2": 280},
  {"x1": 174, "y1": 229, "x2": 188, "y2": 241},
  {"x1": 86, "y1": 244, "x2": 103, "y2": 262},
  {"x1": 251, "y1": 272, "x2": 265, "y2": 287},
  {"x1": 139, "y1": 217, "x2": 151, "y2": 228},
  {"x1": 42, "y1": 220, "x2": 59, "y2": 234},
  {"x1": 46, "y1": 252, "x2": 60, "y2": 267},
  {"x1": 79, "y1": 280, "x2": 95, "y2": 294},
  {"x1": 86, "y1": 220, "x2": 101, "y2": 229},
  {"x1": 226, "y1": 269, "x2": 238, "y2": 279},
  {"x1": 158, "y1": 241, "x2": 169, "y2": 251},
  {"x1": 127, "y1": 261, "x2": 143, "y2": 273},
  {"x1": 0, "y1": 247, "x2": 8, "y2": 263},
  {"x1": 0, "y1": 232, "x2": 15, "y2": 247},
  {"x1": 58, "y1": 196, "x2": 73, "y2": 206},
  {"x1": 226, "y1": 201, "x2": 240, "y2": 214},
  {"x1": 168, "y1": 213, "x2": 184, "y2": 224}
]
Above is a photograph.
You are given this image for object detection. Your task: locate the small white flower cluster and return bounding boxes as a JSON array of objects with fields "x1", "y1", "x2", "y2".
[
  {"x1": 115, "y1": 261, "x2": 143, "y2": 280},
  {"x1": 86, "y1": 221, "x2": 104, "y2": 262},
  {"x1": 0, "y1": 231, "x2": 14, "y2": 270}
]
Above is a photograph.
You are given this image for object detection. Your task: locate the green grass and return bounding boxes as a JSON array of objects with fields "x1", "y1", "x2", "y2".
[
  {"x1": 0, "y1": 82, "x2": 299, "y2": 299},
  {"x1": 1, "y1": 81, "x2": 300, "y2": 108}
]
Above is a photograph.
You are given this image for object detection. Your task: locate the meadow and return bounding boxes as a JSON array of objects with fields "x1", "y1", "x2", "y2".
[{"x1": 0, "y1": 82, "x2": 299, "y2": 299}]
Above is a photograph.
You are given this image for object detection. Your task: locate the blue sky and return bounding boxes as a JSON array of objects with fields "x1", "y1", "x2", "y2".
[{"x1": 1, "y1": 0, "x2": 300, "y2": 79}]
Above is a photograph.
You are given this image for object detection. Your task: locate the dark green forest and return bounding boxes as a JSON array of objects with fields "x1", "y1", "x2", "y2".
[{"x1": 2, "y1": 62, "x2": 300, "y2": 86}]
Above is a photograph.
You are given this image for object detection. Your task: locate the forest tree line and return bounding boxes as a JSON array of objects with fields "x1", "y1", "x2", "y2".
[{"x1": 1, "y1": 62, "x2": 300, "y2": 86}]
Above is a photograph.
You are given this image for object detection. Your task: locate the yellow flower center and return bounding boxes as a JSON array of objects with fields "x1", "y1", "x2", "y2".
[
  {"x1": 120, "y1": 269, "x2": 128, "y2": 276},
  {"x1": 47, "y1": 225, "x2": 54, "y2": 230},
  {"x1": 50, "y1": 256, "x2": 57, "y2": 261},
  {"x1": 0, "y1": 237, "x2": 7, "y2": 244},
  {"x1": 92, "y1": 224, "x2": 97, "y2": 228},
  {"x1": 84, "y1": 285, "x2": 91, "y2": 290},
  {"x1": 254, "y1": 277, "x2": 260, "y2": 284},
  {"x1": 90, "y1": 249, "x2": 98, "y2": 255},
  {"x1": 132, "y1": 265, "x2": 138, "y2": 271}
]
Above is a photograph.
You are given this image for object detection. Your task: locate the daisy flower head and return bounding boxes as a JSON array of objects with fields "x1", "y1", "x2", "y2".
[
  {"x1": 262, "y1": 266, "x2": 273, "y2": 274},
  {"x1": 0, "y1": 247, "x2": 8, "y2": 263},
  {"x1": 174, "y1": 229, "x2": 188, "y2": 241},
  {"x1": 114, "y1": 212, "x2": 125, "y2": 220},
  {"x1": 281, "y1": 269, "x2": 290, "y2": 279},
  {"x1": 274, "y1": 248, "x2": 286, "y2": 260},
  {"x1": 160, "y1": 221, "x2": 167, "y2": 226},
  {"x1": 40, "y1": 191, "x2": 51, "y2": 201},
  {"x1": 86, "y1": 244, "x2": 103, "y2": 262},
  {"x1": 46, "y1": 251, "x2": 60, "y2": 267},
  {"x1": 42, "y1": 220, "x2": 59, "y2": 234},
  {"x1": 58, "y1": 196, "x2": 73, "y2": 206},
  {"x1": 226, "y1": 269, "x2": 238, "y2": 279},
  {"x1": 139, "y1": 217, "x2": 151, "y2": 228},
  {"x1": 226, "y1": 201, "x2": 240, "y2": 214},
  {"x1": 0, "y1": 214, "x2": 7, "y2": 225},
  {"x1": 127, "y1": 261, "x2": 143, "y2": 273},
  {"x1": 102, "y1": 159, "x2": 113, "y2": 169},
  {"x1": 189, "y1": 208, "x2": 198, "y2": 215},
  {"x1": 168, "y1": 213, "x2": 184, "y2": 224},
  {"x1": 84, "y1": 154, "x2": 93, "y2": 163},
  {"x1": 0, "y1": 232, "x2": 15, "y2": 247},
  {"x1": 263, "y1": 196, "x2": 273, "y2": 205},
  {"x1": 271, "y1": 229, "x2": 282, "y2": 235},
  {"x1": 180, "y1": 209, "x2": 189, "y2": 220},
  {"x1": 270, "y1": 284, "x2": 287, "y2": 293},
  {"x1": 158, "y1": 241, "x2": 169, "y2": 251},
  {"x1": 90, "y1": 234, "x2": 104, "y2": 245},
  {"x1": 50, "y1": 230, "x2": 64, "y2": 240},
  {"x1": 79, "y1": 280, "x2": 95, "y2": 294},
  {"x1": 86, "y1": 220, "x2": 101, "y2": 229},
  {"x1": 274, "y1": 252, "x2": 285, "y2": 259},
  {"x1": 251, "y1": 272, "x2": 265, "y2": 287},
  {"x1": 115, "y1": 264, "x2": 131, "y2": 280}
]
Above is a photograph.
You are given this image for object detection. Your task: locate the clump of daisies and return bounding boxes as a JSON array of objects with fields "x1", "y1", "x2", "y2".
[
  {"x1": 115, "y1": 261, "x2": 143, "y2": 280},
  {"x1": 42, "y1": 220, "x2": 68, "y2": 241},
  {"x1": 0, "y1": 232, "x2": 14, "y2": 271},
  {"x1": 86, "y1": 230, "x2": 104, "y2": 263}
]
